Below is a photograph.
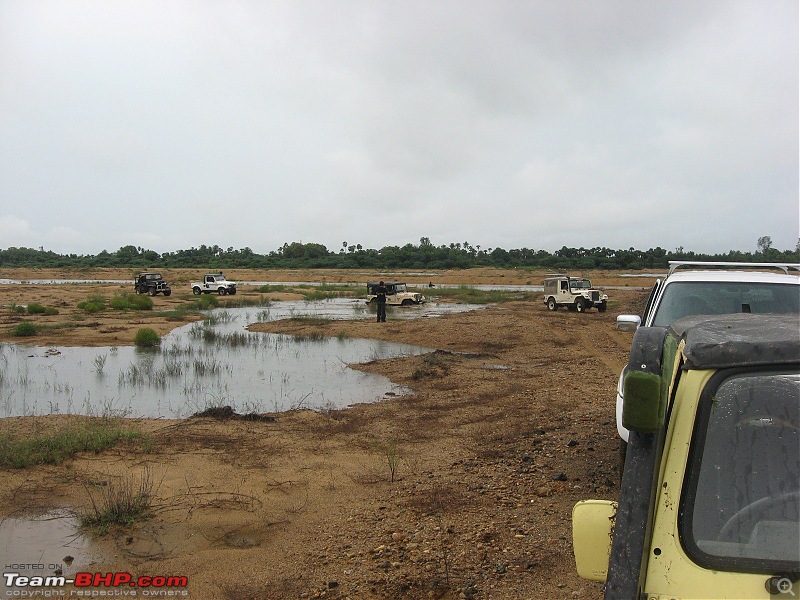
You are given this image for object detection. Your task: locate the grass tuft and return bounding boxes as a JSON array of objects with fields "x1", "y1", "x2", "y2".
[
  {"x1": 81, "y1": 467, "x2": 154, "y2": 531},
  {"x1": 0, "y1": 421, "x2": 142, "y2": 469}
]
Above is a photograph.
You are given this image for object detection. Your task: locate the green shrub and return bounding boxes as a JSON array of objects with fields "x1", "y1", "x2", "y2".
[
  {"x1": 27, "y1": 303, "x2": 59, "y2": 315},
  {"x1": 12, "y1": 322, "x2": 37, "y2": 336},
  {"x1": 134, "y1": 328, "x2": 160, "y2": 348},
  {"x1": 192, "y1": 294, "x2": 219, "y2": 309},
  {"x1": 128, "y1": 294, "x2": 154, "y2": 310},
  {"x1": 77, "y1": 294, "x2": 106, "y2": 314},
  {"x1": 10, "y1": 303, "x2": 26, "y2": 315},
  {"x1": 110, "y1": 294, "x2": 153, "y2": 311}
]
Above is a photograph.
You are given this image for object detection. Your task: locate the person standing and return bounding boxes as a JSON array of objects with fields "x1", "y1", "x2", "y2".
[{"x1": 375, "y1": 281, "x2": 387, "y2": 322}]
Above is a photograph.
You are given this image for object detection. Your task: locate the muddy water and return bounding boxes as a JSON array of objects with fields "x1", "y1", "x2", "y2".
[
  {"x1": 0, "y1": 299, "x2": 481, "y2": 418},
  {"x1": 0, "y1": 510, "x2": 95, "y2": 595}
]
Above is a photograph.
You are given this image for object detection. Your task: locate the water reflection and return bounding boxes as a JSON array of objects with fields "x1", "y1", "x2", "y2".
[
  {"x1": 0, "y1": 510, "x2": 94, "y2": 595},
  {"x1": 0, "y1": 299, "x2": 480, "y2": 418}
]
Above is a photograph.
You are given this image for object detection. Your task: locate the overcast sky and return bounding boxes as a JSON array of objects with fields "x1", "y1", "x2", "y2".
[{"x1": 0, "y1": 1, "x2": 797, "y2": 256}]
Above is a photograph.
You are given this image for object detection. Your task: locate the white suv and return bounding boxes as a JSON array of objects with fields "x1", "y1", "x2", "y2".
[{"x1": 615, "y1": 261, "x2": 800, "y2": 442}]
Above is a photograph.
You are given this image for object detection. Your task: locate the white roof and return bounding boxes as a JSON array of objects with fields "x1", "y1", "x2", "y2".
[{"x1": 664, "y1": 270, "x2": 800, "y2": 285}]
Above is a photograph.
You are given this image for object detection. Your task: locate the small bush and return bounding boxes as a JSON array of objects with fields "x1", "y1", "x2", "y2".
[
  {"x1": 10, "y1": 303, "x2": 26, "y2": 315},
  {"x1": 110, "y1": 294, "x2": 153, "y2": 311},
  {"x1": 27, "y1": 303, "x2": 59, "y2": 315},
  {"x1": 78, "y1": 294, "x2": 106, "y2": 314},
  {"x1": 134, "y1": 328, "x2": 160, "y2": 348},
  {"x1": 12, "y1": 322, "x2": 37, "y2": 336},
  {"x1": 190, "y1": 294, "x2": 219, "y2": 309}
]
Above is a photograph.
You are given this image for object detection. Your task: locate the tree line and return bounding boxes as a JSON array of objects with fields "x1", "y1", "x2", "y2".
[{"x1": 1, "y1": 237, "x2": 798, "y2": 271}]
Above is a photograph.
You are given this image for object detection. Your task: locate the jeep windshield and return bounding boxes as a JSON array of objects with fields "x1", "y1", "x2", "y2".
[
  {"x1": 570, "y1": 279, "x2": 591, "y2": 290},
  {"x1": 680, "y1": 370, "x2": 800, "y2": 573},
  {"x1": 651, "y1": 282, "x2": 800, "y2": 327}
]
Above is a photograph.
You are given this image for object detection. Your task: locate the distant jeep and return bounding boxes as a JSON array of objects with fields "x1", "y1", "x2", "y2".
[
  {"x1": 543, "y1": 274, "x2": 607, "y2": 312},
  {"x1": 366, "y1": 281, "x2": 425, "y2": 306},
  {"x1": 192, "y1": 273, "x2": 237, "y2": 296},
  {"x1": 134, "y1": 272, "x2": 171, "y2": 296}
]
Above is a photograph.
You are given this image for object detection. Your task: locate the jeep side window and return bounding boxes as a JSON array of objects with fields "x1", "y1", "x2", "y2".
[
  {"x1": 680, "y1": 370, "x2": 800, "y2": 573},
  {"x1": 561, "y1": 281, "x2": 568, "y2": 292}
]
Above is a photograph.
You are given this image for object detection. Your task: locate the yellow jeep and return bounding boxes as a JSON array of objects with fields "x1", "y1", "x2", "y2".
[{"x1": 573, "y1": 313, "x2": 799, "y2": 599}]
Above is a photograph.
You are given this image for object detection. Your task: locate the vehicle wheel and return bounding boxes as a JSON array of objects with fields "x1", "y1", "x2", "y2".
[
  {"x1": 598, "y1": 301, "x2": 607, "y2": 313},
  {"x1": 193, "y1": 287, "x2": 201, "y2": 295},
  {"x1": 135, "y1": 287, "x2": 142, "y2": 295},
  {"x1": 217, "y1": 288, "x2": 226, "y2": 295},
  {"x1": 575, "y1": 298, "x2": 586, "y2": 312},
  {"x1": 163, "y1": 290, "x2": 171, "y2": 297},
  {"x1": 148, "y1": 288, "x2": 156, "y2": 296},
  {"x1": 401, "y1": 299, "x2": 413, "y2": 306},
  {"x1": 547, "y1": 297, "x2": 557, "y2": 311},
  {"x1": 228, "y1": 288, "x2": 236, "y2": 295}
]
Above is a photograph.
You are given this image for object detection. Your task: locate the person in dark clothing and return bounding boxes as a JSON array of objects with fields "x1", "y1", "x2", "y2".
[{"x1": 375, "y1": 281, "x2": 387, "y2": 322}]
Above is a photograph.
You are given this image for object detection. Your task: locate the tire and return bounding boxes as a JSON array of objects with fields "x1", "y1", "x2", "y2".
[
  {"x1": 618, "y1": 439, "x2": 627, "y2": 483},
  {"x1": 217, "y1": 288, "x2": 226, "y2": 296},
  {"x1": 147, "y1": 288, "x2": 156, "y2": 297},
  {"x1": 193, "y1": 287, "x2": 201, "y2": 295},
  {"x1": 401, "y1": 299, "x2": 413, "y2": 306},
  {"x1": 228, "y1": 288, "x2": 236, "y2": 295},
  {"x1": 163, "y1": 290, "x2": 171, "y2": 297},
  {"x1": 547, "y1": 297, "x2": 557, "y2": 311},
  {"x1": 575, "y1": 298, "x2": 586, "y2": 313},
  {"x1": 597, "y1": 301, "x2": 607, "y2": 313},
  {"x1": 135, "y1": 287, "x2": 142, "y2": 295}
]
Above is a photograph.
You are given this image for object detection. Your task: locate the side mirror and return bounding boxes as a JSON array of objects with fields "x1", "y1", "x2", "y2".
[
  {"x1": 616, "y1": 314, "x2": 641, "y2": 332},
  {"x1": 572, "y1": 500, "x2": 617, "y2": 581}
]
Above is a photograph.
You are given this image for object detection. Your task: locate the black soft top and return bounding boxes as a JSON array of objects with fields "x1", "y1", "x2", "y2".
[{"x1": 669, "y1": 313, "x2": 800, "y2": 370}]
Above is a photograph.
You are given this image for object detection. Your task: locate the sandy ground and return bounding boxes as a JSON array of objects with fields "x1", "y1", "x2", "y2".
[{"x1": 0, "y1": 268, "x2": 650, "y2": 599}]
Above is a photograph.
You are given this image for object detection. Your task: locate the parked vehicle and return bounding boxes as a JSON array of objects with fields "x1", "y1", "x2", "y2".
[
  {"x1": 191, "y1": 273, "x2": 237, "y2": 295},
  {"x1": 134, "y1": 272, "x2": 171, "y2": 296},
  {"x1": 365, "y1": 282, "x2": 425, "y2": 306},
  {"x1": 543, "y1": 274, "x2": 607, "y2": 312},
  {"x1": 573, "y1": 313, "x2": 800, "y2": 598},
  {"x1": 614, "y1": 261, "x2": 800, "y2": 442}
]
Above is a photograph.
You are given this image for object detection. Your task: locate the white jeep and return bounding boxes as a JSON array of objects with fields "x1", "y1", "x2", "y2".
[
  {"x1": 614, "y1": 261, "x2": 800, "y2": 442},
  {"x1": 543, "y1": 274, "x2": 608, "y2": 312},
  {"x1": 365, "y1": 281, "x2": 425, "y2": 306},
  {"x1": 192, "y1": 273, "x2": 237, "y2": 296}
]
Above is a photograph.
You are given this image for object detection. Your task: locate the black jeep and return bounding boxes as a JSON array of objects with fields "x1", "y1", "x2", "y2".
[{"x1": 134, "y1": 272, "x2": 171, "y2": 296}]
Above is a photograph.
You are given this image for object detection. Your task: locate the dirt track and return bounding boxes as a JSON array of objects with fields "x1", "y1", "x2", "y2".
[{"x1": 0, "y1": 269, "x2": 648, "y2": 599}]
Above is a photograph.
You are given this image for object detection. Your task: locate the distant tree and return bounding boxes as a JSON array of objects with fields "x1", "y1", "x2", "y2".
[{"x1": 757, "y1": 236, "x2": 773, "y2": 254}]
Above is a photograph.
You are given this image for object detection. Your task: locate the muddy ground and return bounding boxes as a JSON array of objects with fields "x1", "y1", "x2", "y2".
[{"x1": 0, "y1": 268, "x2": 651, "y2": 599}]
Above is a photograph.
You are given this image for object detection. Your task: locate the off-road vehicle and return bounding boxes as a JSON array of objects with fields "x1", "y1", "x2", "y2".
[
  {"x1": 614, "y1": 261, "x2": 800, "y2": 442},
  {"x1": 573, "y1": 313, "x2": 799, "y2": 598},
  {"x1": 134, "y1": 272, "x2": 171, "y2": 296},
  {"x1": 191, "y1": 273, "x2": 237, "y2": 296},
  {"x1": 365, "y1": 282, "x2": 425, "y2": 306},
  {"x1": 543, "y1": 274, "x2": 607, "y2": 312}
]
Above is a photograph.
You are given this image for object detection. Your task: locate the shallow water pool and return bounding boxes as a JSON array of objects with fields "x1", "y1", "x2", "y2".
[{"x1": 0, "y1": 299, "x2": 481, "y2": 418}]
